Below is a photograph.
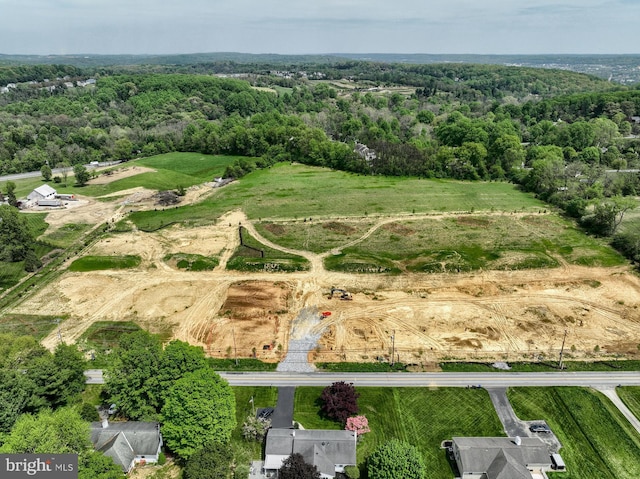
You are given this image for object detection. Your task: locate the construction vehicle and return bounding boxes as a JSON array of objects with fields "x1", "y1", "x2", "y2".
[{"x1": 329, "y1": 288, "x2": 353, "y2": 300}]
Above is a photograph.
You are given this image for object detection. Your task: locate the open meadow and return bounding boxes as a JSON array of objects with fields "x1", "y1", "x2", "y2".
[{"x1": 2, "y1": 154, "x2": 640, "y2": 366}]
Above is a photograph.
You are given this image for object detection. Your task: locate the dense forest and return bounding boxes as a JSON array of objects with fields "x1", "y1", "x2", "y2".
[{"x1": 1, "y1": 60, "x2": 640, "y2": 260}]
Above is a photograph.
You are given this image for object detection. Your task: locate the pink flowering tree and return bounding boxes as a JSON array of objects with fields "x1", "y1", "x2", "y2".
[{"x1": 345, "y1": 415, "x2": 370, "y2": 436}]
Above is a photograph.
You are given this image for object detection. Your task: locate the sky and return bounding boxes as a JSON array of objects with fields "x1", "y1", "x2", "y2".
[{"x1": 0, "y1": 0, "x2": 639, "y2": 56}]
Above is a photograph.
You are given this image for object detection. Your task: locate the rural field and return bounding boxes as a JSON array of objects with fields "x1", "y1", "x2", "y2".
[{"x1": 3, "y1": 154, "x2": 640, "y2": 366}]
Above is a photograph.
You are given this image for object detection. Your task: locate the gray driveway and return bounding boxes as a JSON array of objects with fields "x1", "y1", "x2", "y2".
[
  {"x1": 486, "y1": 387, "x2": 529, "y2": 437},
  {"x1": 271, "y1": 387, "x2": 295, "y2": 429}
]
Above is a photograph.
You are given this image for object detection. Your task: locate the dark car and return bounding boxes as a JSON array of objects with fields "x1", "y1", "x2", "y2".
[
  {"x1": 529, "y1": 423, "x2": 551, "y2": 433},
  {"x1": 258, "y1": 407, "x2": 274, "y2": 420}
]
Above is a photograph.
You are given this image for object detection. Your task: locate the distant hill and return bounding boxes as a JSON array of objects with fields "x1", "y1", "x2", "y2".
[{"x1": 0, "y1": 52, "x2": 639, "y2": 84}]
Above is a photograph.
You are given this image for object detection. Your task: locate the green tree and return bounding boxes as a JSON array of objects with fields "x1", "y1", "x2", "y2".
[
  {"x1": 5, "y1": 181, "x2": 17, "y2": 207},
  {"x1": 73, "y1": 164, "x2": 90, "y2": 186},
  {"x1": 78, "y1": 451, "x2": 123, "y2": 479},
  {"x1": 278, "y1": 453, "x2": 320, "y2": 479},
  {"x1": 183, "y1": 442, "x2": 233, "y2": 479},
  {"x1": 367, "y1": 439, "x2": 426, "y2": 479},
  {"x1": 28, "y1": 343, "x2": 86, "y2": 408},
  {"x1": 40, "y1": 164, "x2": 52, "y2": 181},
  {"x1": 0, "y1": 407, "x2": 91, "y2": 454},
  {"x1": 582, "y1": 196, "x2": 637, "y2": 236},
  {"x1": 156, "y1": 340, "x2": 207, "y2": 408},
  {"x1": 0, "y1": 204, "x2": 35, "y2": 262},
  {"x1": 105, "y1": 330, "x2": 163, "y2": 420},
  {"x1": 161, "y1": 368, "x2": 236, "y2": 460}
]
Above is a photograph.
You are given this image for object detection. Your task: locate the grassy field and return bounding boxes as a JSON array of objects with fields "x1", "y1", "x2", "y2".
[
  {"x1": 0, "y1": 314, "x2": 65, "y2": 339},
  {"x1": 163, "y1": 253, "x2": 219, "y2": 271},
  {"x1": 320, "y1": 215, "x2": 624, "y2": 273},
  {"x1": 40, "y1": 223, "x2": 92, "y2": 248},
  {"x1": 508, "y1": 387, "x2": 640, "y2": 479},
  {"x1": 294, "y1": 387, "x2": 504, "y2": 477},
  {"x1": 441, "y1": 360, "x2": 640, "y2": 372},
  {"x1": 226, "y1": 227, "x2": 310, "y2": 272},
  {"x1": 79, "y1": 321, "x2": 142, "y2": 349},
  {"x1": 77, "y1": 153, "x2": 239, "y2": 197},
  {"x1": 126, "y1": 162, "x2": 547, "y2": 230},
  {"x1": 231, "y1": 386, "x2": 279, "y2": 459},
  {"x1": 68, "y1": 254, "x2": 141, "y2": 272},
  {"x1": 618, "y1": 387, "x2": 640, "y2": 421}
]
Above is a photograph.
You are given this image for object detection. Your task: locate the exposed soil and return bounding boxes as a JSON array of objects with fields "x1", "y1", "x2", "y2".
[{"x1": 9, "y1": 205, "x2": 640, "y2": 365}]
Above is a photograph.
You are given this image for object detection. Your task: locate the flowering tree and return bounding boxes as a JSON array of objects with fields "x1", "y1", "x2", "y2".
[{"x1": 345, "y1": 415, "x2": 370, "y2": 436}]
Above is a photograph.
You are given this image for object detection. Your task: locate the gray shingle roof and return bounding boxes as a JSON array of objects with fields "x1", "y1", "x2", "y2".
[
  {"x1": 90, "y1": 422, "x2": 162, "y2": 473},
  {"x1": 265, "y1": 428, "x2": 357, "y2": 476},
  {"x1": 453, "y1": 437, "x2": 550, "y2": 476}
]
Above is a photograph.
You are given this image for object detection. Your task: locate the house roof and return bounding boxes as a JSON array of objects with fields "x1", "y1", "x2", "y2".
[
  {"x1": 265, "y1": 428, "x2": 357, "y2": 475},
  {"x1": 485, "y1": 449, "x2": 534, "y2": 479},
  {"x1": 28, "y1": 184, "x2": 57, "y2": 200},
  {"x1": 90, "y1": 422, "x2": 162, "y2": 473},
  {"x1": 453, "y1": 437, "x2": 550, "y2": 476}
]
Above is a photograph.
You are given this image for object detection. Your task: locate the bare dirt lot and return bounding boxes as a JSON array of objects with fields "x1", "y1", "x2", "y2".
[{"x1": 11, "y1": 205, "x2": 640, "y2": 364}]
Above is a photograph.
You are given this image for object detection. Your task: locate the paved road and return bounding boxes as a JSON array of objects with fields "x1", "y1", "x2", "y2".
[
  {"x1": 218, "y1": 371, "x2": 640, "y2": 388},
  {"x1": 86, "y1": 369, "x2": 640, "y2": 388},
  {"x1": 0, "y1": 161, "x2": 121, "y2": 182},
  {"x1": 597, "y1": 386, "x2": 640, "y2": 436}
]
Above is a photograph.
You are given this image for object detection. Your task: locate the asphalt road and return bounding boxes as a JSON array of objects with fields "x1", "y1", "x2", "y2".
[
  {"x1": 85, "y1": 369, "x2": 640, "y2": 388},
  {"x1": 0, "y1": 161, "x2": 121, "y2": 182},
  {"x1": 218, "y1": 371, "x2": 640, "y2": 388}
]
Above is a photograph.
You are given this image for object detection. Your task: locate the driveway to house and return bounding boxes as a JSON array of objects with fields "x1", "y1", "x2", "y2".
[
  {"x1": 486, "y1": 387, "x2": 529, "y2": 437},
  {"x1": 271, "y1": 387, "x2": 295, "y2": 429}
]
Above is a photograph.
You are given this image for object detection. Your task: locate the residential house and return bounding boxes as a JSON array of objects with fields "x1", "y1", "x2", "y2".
[
  {"x1": 90, "y1": 420, "x2": 163, "y2": 474},
  {"x1": 451, "y1": 436, "x2": 554, "y2": 479},
  {"x1": 264, "y1": 428, "x2": 357, "y2": 478},
  {"x1": 354, "y1": 142, "x2": 377, "y2": 164}
]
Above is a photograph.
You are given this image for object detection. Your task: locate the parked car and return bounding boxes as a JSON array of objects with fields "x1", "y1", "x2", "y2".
[
  {"x1": 529, "y1": 423, "x2": 551, "y2": 433},
  {"x1": 258, "y1": 407, "x2": 274, "y2": 420}
]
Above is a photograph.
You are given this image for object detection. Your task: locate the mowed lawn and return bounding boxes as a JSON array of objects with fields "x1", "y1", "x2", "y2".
[
  {"x1": 508, "y1": 387, "x2": 640, "y2": 479},
  {"x1": 294, "y1": 387, "x2": 504, "y2": 478},
  {"x1": 128, "y1": 162, "x2": 547, "y2": 230},
  {"x1": 78, "y1": 152, "x2": 239, "y2": 197}
]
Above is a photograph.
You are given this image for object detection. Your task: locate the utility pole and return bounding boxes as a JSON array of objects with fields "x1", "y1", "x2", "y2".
[
  {"x1": 558, "y1": 329, "x2": 568, "y2": 370},
  {"x1": 250, "y1": 396, "x2": 255, "y2": 416},
  {"x1": 232, "y1": 327, "x2": 238, "y2": 366},
  {"x1": 390, "y1": 330, "x2": 396, "y2": 366}
]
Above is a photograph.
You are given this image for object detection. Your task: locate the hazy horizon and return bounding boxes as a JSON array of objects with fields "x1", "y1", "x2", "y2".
[{"x1": 1, "y1": 1, "x2": 639, "y2": 56}]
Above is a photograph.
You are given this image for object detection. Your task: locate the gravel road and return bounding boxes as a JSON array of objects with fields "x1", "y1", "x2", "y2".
[{"x1": 277, "y1": 306, "x2": 327, "y2": 373}]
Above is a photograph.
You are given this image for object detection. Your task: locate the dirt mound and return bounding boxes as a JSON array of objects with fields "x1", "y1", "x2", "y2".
[
  {"x1": 263, "y1": 223, "x2": 287, "y2": 236},
  {"x1": 220, "y1": 281, "x2": 291, "y2": 319},
  {"x1": 382, "y1": 222, "x2": 416, "y2": 235}
]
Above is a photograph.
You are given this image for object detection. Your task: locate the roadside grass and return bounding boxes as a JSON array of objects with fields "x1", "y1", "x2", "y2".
[
  {"x1": 440, "y1": 360, "x2": 640, "y2": 372},
  {"x1": 126, "y1": 162, "x2": 546, "y2": 231},
  {"x1": 508, "y1": 387, "x2": 640, "y2": 479},
  {"x1": 0, "y1": 260, "x2": 27, "y2": 290},
  {"x1": 68, "y1": 254, "x2": 141, "y2": 272},
  {"x1": 0, "y1": 314, "x2": 64, "y2": 339},
  {"x1": 294, "y1": 387, "x2": 504, "y2": 477},
  {"x1": 617, "y1": 387, "x2": 640, "y2": 421},
  {"x1": 231, "y1": 386, "x2": 279, "y2": 459},
  {"x1": 208, "y1": 358, "x2": 278, "y2": 371},
  {"x1": 78, "y1": 153, "x2": 239, "y2": 197},
  {"x1": 323, "y1": 215, "x2": 624, "y2": 273},
  {"x1": 316, "y1": 362, "x2": 409, "y2": 372},
  {"x1": 79, "y1": 321, "x2": 142, "y2": 349},
  {"x1": 226, "y1": 227, "x2": 310, "y2": 272},
  {"x1": 40, "y1": 223, "x2": 92, "y2": 248},
  {"x1": 163, "y1": 253, "x2": 218, "y2": 271}
]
